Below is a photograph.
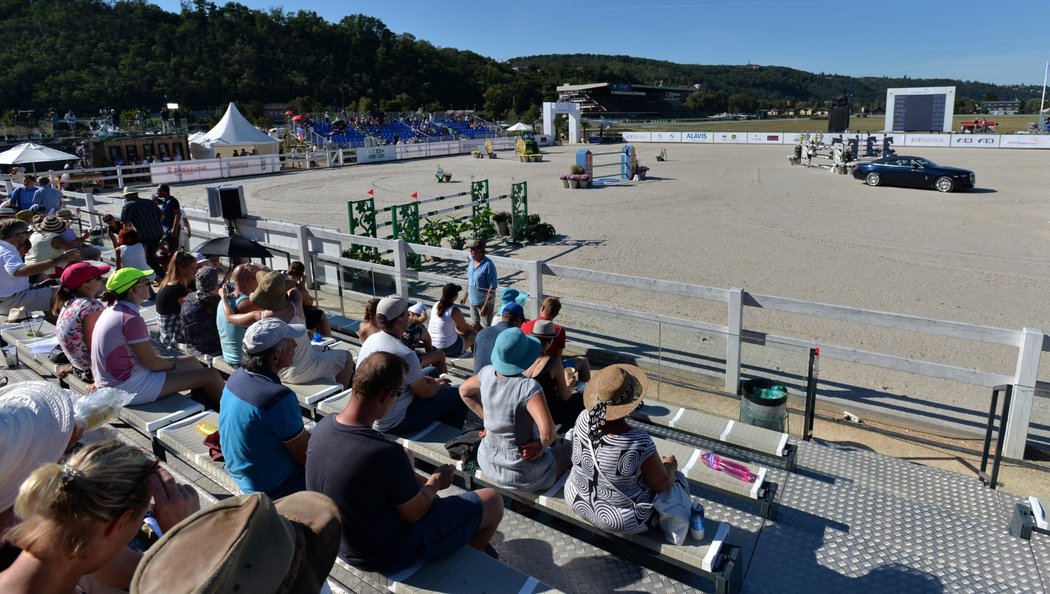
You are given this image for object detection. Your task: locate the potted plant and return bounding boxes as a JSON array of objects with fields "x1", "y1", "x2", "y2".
[
  {"x1": 635, "y1": 165, "x2": 649, "y2": 180},
  {"x1": 492, "y1": 211, "x2": 512, "y2": 236},
  {"x1": 567, "y1": 174, "x2": 580, "y2": 189},
  {"x1": 559, "y1": 172, "x2": 571, "y2": 188},
  {"x1": 470, "y1": 206, "x2": 497, "y2": 240},
  {"x1": 578, "y1": 173, "x2": 590, "y2": 188}
]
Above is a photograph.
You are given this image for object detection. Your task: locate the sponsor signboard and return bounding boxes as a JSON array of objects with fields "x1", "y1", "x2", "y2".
[
  {"x1": 682, "y1": 131, "x2": 714, "y2": 143},
  {"x1": 747, "y1": 133, "x2": 783, "y2": 144},
  {"x1": 903, "y1": 134, "x2": 951, "y2": 147},
  {"x1": 357, "y1": 146, "x2": 395, "y2": 163},
  {"x1": 713, "y1": 132, "x2": 747, "y2": 144},
  {"x1": 997, "y1": 134, "x2": 1050, "y2": 149},
  {"x1": 651, "y1": 131, "x2": 682, "y2": 142},
  {"x1": 151, "y1": 161, "x2": 222, "y2": 184},
  {"x1": 621, "y1": 131, "x2": 652, "y2": 143},
  {"x1": 950, "y1": 134, "x2": 999, "y2": 148}
]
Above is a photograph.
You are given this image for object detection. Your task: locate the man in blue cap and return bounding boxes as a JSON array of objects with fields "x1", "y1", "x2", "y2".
[{"x1": 472, "y1": 302, "x2": 524, "y2": 374}]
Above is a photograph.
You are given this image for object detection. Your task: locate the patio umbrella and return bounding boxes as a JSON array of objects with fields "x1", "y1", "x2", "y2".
[
  {"x1": 196, "y1": 235, "x2": 273, "y2": 259},
  {"x1": 291, "y1": 115, "x2": 307, "y2": 122},
  {"x1": 506, "y1": 122, "x2": 531, "y2": 132},
  {"x1": 0, "y1": 142, "x2": 79, "y2": 172}
]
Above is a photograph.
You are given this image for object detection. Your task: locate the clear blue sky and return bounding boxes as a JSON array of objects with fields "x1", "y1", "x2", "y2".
[{"x1": 153, "y1": 0, "x2": 1049, "y2": 86}]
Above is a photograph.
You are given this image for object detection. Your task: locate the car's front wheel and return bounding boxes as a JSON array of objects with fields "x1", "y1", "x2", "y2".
[
  {"x1": 865, "y1": 172, "x2": 881, "y2": 186},
  {"x1": 934, "y1": 176, "x2": 954, "y2": 193}
]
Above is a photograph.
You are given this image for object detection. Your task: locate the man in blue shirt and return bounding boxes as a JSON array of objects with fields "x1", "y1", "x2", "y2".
[
  {"x1": 461, "y1": 238, "x2": 497, "y2": 328},
  {"x1": 31, "y1": 177, "x2": 62, "y2": 214},
  {"x1": 8, "y1": 176, "x2": 39, "y2": 211},
  {"x1": 219, "y1": 317, "x2": 311, "y2": 498}
]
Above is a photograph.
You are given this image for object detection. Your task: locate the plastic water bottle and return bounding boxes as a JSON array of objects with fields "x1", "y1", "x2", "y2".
[
  {"x1": 689, "y1": 500, "x2": 705, "y2": 541},
  {"x1": 312, "y1": 332, "x2": 322, "y2": 344}
]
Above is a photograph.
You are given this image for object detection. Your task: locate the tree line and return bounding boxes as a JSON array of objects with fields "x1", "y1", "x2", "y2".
[{"x1": 0, "y1": 1, "x2": 1041, "y2": 125}]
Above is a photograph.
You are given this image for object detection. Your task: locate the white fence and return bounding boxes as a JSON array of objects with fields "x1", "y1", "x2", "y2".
[
  {"x1": 622, "y1": 131, "x2": 1050, "y2": 149},
  {"x1": 170, "y1": 210, "x2": 1046, "y2": 459}
]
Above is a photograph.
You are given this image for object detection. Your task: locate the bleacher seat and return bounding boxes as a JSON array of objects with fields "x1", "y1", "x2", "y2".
[{"x1": 156, "y1": 411, "x2": 240, "y2": 494}]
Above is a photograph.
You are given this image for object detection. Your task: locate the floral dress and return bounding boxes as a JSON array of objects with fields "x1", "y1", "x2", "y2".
[{"x1": 56, "y1": 297, "x2": 106, "y2": 374}]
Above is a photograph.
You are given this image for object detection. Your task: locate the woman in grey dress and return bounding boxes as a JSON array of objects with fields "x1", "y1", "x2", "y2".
[{"x1": 460, "y1": 328, "x2": 571, "y2": 492}]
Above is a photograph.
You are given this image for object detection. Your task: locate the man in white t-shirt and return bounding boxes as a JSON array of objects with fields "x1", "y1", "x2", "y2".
[
  {"x1": 0, "y1": 219, "x2": 79, "y2": 322},
  {"x1": 356, "y1": 295, "x2": 471, "y2": 436}
]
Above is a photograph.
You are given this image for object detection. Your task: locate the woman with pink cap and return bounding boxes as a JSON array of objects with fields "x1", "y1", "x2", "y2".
[{"x1": 53, "y1": 262, "x2": 110, "y2": 383}]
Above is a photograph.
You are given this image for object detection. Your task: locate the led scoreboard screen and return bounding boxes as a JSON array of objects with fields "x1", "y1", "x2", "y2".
[{"x1": 884, "y1": 87, "x2": 955, "y2": 132}]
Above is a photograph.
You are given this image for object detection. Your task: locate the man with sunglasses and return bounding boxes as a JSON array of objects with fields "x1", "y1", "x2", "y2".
[{"x1": 0, "y1": 219, "x2": 79, "y2": 322}]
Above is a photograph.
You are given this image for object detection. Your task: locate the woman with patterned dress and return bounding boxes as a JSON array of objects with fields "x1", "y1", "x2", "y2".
[
  {"x1": 53, "y1": 263, "x2": 110, "y2": 383},
  {"x1": 564, "y1": 364, "x2": 680, "y2": 534}
]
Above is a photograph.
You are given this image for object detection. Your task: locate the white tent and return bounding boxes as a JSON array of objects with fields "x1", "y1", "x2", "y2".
[
  {"x1": 0, "y1": 143, "x2": 79, "y2": 172},
  {"x1": 506, "y1": 122, "x2": 532, "y2": 132},
  {"x1": 188, "y1": 102, "x2": 279, "y2": 159}
]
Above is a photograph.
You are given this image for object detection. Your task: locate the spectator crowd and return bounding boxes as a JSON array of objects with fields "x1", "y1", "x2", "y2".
[{"x1": 0, "y1": 200, "x2": 693, "y2": 593}]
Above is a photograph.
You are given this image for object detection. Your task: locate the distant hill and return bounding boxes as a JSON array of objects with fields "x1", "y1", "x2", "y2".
[{"x1": 507, "y1": 54, "x2": 1043, "y2": 113}]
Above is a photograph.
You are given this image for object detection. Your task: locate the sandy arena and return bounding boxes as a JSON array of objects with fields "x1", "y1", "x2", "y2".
[{"x1": 117, "y1": 143, "x2": 1050, "y2": 445}]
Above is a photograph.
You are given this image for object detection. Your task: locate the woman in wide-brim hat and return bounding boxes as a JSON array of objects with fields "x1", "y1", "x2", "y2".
[
  {"x1": 220, "y1": 270, "x2": 354, "y2": 388},
  {"x1": 563, "y1": 364, "x2": 681, "y2": 535},
  {"x1": 24, "y1": 214, "x2": 71, "y2": 276},
  {"x1": 459, "y1": 327, "x2": 572, "y2": 493}
]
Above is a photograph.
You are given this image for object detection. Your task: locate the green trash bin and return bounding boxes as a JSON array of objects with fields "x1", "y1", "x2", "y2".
[{"x1": 739, "y1": 378, "x2": 789, "y2": 433}]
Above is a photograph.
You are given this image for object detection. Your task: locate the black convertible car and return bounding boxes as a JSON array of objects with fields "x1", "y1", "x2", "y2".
[{"x1": 852, "y1": 156, "x2": 975, "y2": 193}]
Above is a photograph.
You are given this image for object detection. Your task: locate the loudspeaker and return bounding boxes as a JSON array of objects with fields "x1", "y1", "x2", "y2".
[
  {"x1": 206, "y1": 186, "x2": 247, "y2": 220},
  {"x1": 828, "y1": 107, "x2": 850, "y2": 133}
]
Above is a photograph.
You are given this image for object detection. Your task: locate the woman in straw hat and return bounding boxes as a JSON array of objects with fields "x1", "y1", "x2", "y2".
[
  {"x1": 23, "y1": 214, "x2": 71, "y2": 277},
  {"x1": 459, "y1": 328, "x2": 571, "y2": 492},
  {"x1": 220, "y1": 270, "x2": 354, "y2": 388},
  {"x1": 0, "y1": 438, "x2": 199, "y2": 594},
  {"x1": 563, "y1": 365, "x2": 680, "y2": 535},
  {"x1": 523, "y1": 320, "x2": 583, "y2": 427},
  {"x1": 92, "y1": 268, "x2": 224, "y2": 408}
]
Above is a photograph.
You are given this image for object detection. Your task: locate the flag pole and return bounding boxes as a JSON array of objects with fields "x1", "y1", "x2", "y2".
[{"x1": 1041, "y1": 61, "x2": 1048, "y2": 117}]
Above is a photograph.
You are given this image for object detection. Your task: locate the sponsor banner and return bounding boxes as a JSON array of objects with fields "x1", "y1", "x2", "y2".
[
  {"x1": 747, "y1": 132, "x2": 784, "y2": 144},
  {"x1": 903, "y1": 134, "x2": 951, "y2": 147},
  {"x1": 829, "y1": 133, "x2": 886, "y2": 145},
  {"x1": 682, "y1": 131, "x2": 714, "y2": 143},
  {"x1": 534, "y1": 134, "x2": 554, "y2": 146},
  {"x1": 357, "y1": 146, "x2": 395, "y2": 163},
  {"x1": 713, "y1": 132, "x2": 747, "y2": 144},
  {"x1": 651, "y1": 131, "x2": 682, "y2": 142},
  {"x1": 621, "y1": 131, "x2": 652, "y2": 142},
  {"x1": 783, "y1": 132, "x2": 804, "y2": 144},
  {"x1": 951, "y1": 134, "x2": 999, "y2": 148},
  {"x1": 151, "y1": 161, "x2": 223, "y2": 184},
  {"x1": 222, "y1": 155, "x2": 281, "y2": 179},
  {"x1": 997, "y1": 134, "x2": 1050, "y2": 149}
]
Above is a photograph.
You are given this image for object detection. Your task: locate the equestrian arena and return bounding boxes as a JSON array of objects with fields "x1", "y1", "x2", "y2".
[{"x1": 152, "y1": 142, "x2": 1050, "y2": 439}]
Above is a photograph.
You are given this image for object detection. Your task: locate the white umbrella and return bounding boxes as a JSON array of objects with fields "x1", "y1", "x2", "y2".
[
  {"x1": 0, "y1": 142, "x2": 79, "y2": 172},
  {"x1": 505, "y1": 122, "x2": 532, "y2": 132}
]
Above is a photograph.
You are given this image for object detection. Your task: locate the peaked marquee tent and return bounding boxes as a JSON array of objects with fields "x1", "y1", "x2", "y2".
[{"x1": 188, "y1": 102, "x2": 279, "y2": 159}]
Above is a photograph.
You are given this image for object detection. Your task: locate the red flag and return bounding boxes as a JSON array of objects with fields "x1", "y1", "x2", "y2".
[
  {"x1": 367, "y1": 188, "x2": 374, "y2": 196},
  {"x1": 411, "y1": 192, "x2": 418, "y2": 200}
]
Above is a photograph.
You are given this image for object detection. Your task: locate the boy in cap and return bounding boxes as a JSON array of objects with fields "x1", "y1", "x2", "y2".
[{"x1": 219, "y1": 318, "x2": 312, "y2": 498}]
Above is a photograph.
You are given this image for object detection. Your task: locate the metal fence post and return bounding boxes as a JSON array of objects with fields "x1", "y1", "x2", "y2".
[
  {"x1": 1003, "y1": 327, "x2": 1043, "y2": 459},
  {"x1": 726, "y1": 288, "x2": 744, "y2": 395},
  {"x1": 527, "y1": 260, "x2": 544, "y2": 319},
  {"x1": 393, "y1": 239, "x2": 409, "y2": 299}
]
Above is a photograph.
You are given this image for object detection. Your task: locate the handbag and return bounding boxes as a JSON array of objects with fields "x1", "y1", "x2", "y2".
[
  {"x1": 444, "y1": 429, "x2": 483, "y2": 462},
  {"x1": 586, "y1": 435, "x2": 692, "y2": 545}
]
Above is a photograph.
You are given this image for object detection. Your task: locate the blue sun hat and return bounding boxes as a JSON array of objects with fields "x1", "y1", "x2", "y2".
[
  {"x1": 497, "y1": 287, "x2": 529, "y2": 315},
  {"x1": 490, "y1": 328, "x2": 541, "y2": 376}
]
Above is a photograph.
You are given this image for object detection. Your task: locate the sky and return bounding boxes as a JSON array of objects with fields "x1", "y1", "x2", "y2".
[{"x1": 152, "y1": 0, "x2": 1049, "y2": 86}]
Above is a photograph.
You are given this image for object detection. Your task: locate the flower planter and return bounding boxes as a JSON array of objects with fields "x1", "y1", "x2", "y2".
[
  {"x1": 519, "y1": 155, "x2": 526, "y2": 162},
  {"x1": 562, "y1": 179, "x2": 570, "y2": 188},
  {"x1": 568, "y1": 180, "x2": 579, "y2": 189},
  {"x1": 495, "y1": 220, "x2": 511, "y2": 236}
]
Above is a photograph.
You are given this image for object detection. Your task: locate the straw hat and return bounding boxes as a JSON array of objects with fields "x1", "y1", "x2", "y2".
[
  {"x1": 0, "y1": 382, "x2": 76, "y2": 512},
  {"x1": 583, "y1": 364, "x2": 649, "y2": 422},
  {"x1": 34, "y1": 214, "x2": 67, "y2": 234},
  {"x1": 250, "y1": 270, "x2": 293, "y2": 311}
]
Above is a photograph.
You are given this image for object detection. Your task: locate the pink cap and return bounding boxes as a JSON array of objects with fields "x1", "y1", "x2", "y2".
[{"x1": 60, "y1": 262, "x2": 111, "y2": 290}]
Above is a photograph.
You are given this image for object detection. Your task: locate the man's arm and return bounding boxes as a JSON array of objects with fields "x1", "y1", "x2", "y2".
[
  {"x1": 395, "y1": 464, "x2": 453, "y2": 524},
  {"x1": 282, "y1": 429, "x2": 311, "y2": 466},
  {"x1": 12, "y1": 249, "x2": 79, "y2": 278}
]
